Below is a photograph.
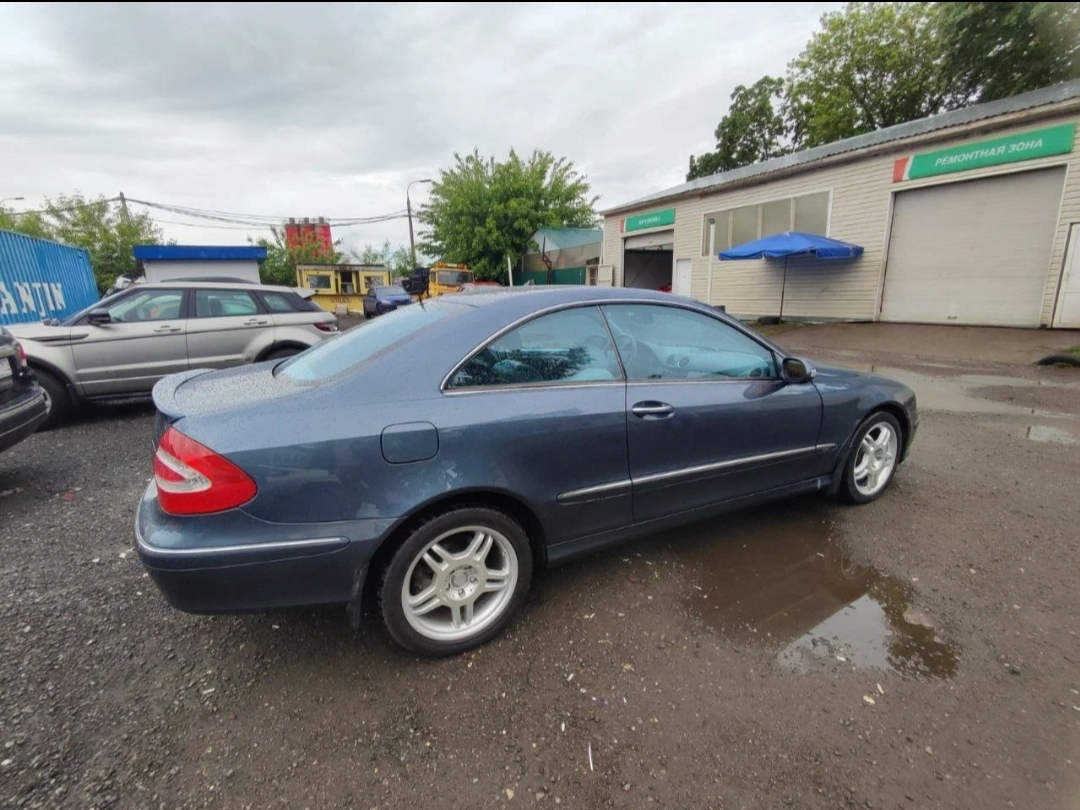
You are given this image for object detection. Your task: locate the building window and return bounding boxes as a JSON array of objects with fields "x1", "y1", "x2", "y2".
[{"x1": 700, "y1": 190, "x2": 831, "y2": 256}]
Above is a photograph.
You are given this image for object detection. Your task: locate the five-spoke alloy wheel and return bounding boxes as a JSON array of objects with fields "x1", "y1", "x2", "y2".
[
  {"x1": 840, "y1": 411, "x2": 902, "y2": 504},
  {"x1": 381, "y1": 507, "x2": 533, "y2": 657}
]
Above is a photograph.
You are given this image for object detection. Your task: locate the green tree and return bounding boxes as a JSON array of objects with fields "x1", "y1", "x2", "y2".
[
  {"x1": 936, "y1": 2, "x2": 1080, "y2": 105},
  {"x1": 418, "y1": 149, "x2": 598, "y2": 282},
  {"x1": 0, "y1": 207, "x2": 52, "y2": 240},
  {"x1": 352, "y1": 240, "x2": 413, "y2": 276},
  {"x1": 7, "y1": 194, "x2": 165, "y2": 293},
  {"x1": 252, "y1": 226, "x2": 344, "y2": 286},
  {"x1": 687, "y1": 76, "x2": 790, "y2": 180},
  {"x1": 784, "y1": 2, "x2": 951, "y2": 149}
]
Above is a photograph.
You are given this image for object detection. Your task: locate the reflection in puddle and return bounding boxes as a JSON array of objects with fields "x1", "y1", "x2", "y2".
[
  {"x1": 671, "y1": 501, "x2": 958, "y2": 679},
  {"x1": 778, "y1": 578, "x2": 957, "y2": 679}
]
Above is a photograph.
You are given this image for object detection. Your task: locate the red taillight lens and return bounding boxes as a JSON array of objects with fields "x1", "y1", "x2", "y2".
[
  {"x1": 15, "y1": 342, "x2": 26, "y2": 365},
  {"x1": 314, "y1": 320, "x2": 339, "y2": 332},
  {"x1": 153, "y1": 427, "x2": 257, "y2": 516}
]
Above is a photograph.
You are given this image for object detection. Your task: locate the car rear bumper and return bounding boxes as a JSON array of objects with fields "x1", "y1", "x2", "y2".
[
  {"x1": 134, "y1": 483, "x2": 393, "y2": 613},
  {"x1": 0, "y1": 388, "x2": 48, "y2": 453}
]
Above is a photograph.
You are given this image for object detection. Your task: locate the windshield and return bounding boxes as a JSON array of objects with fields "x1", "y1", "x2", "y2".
[
  {"x1": 278, "y1": 300, "x2": 460, "y2": 382},
  {"x1": 376, "y1": 285, "x2": 408, "y2": 296},
  {"x1": 437, "y1": 270, "x2": 472, "y2": 286}
]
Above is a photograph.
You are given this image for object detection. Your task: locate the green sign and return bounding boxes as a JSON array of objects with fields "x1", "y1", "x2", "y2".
[
  {"x1": 894, "y1": 123, "x2": 1076, "y2": 182},
  {"x1": 624, "y1": 208, "x2": 676, "y2": 232}
]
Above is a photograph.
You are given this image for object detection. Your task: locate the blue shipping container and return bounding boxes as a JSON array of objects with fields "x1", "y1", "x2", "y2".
[{"x1": 0, "y1": 229, "x2": 100, "y2": 326}]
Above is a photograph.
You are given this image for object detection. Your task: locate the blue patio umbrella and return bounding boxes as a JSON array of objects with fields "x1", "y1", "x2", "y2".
[{"x1": 719, "y1": 231, "x2": 864, "y2": 322}]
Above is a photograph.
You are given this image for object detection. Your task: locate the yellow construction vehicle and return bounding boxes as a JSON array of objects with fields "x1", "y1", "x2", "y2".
[{"x1": 402, "y1": 262, "x2": 475, "y2": 300}]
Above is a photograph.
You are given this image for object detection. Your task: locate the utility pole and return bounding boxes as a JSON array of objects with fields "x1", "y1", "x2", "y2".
[
  {"x1": 406, "y1": 179, "x2": 433, "y2": 267},
  {"x1": 119, "y1": 191, "x2": 131, "y2": 222}
]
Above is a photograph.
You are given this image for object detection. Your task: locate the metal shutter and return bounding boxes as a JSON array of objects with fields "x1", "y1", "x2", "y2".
[{"x1": 880, "y1": 167, "x2": 1065, "y2": 327}]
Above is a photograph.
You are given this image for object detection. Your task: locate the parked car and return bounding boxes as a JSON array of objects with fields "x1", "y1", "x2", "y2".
[
  {"x1": 136, "y1": 287, "x2": 918, "y2": 658},
  {"x1": 0, "y1": 326, "x2": 48, "y2": 453},
  {"x1": 8, "y1": 280, "x2": 339, "y2": 428},
  {"x1": 363, "y1": 284, "x2": 414, "y2": 318}
]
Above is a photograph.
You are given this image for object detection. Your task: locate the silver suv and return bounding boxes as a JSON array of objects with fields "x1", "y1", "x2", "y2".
[{"x1": 8, "y1": 280, "x2": 339, "y2": 427}]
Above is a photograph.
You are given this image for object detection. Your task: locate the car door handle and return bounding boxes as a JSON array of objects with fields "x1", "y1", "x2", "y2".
[
  {"x1": 153, "y1": 324, "x2": 181, "y2": 333},
  {"x1": 243, "y1": 318, "x2": 269, "y2": 326},
  {"x1": 631, "y1": 401, "x2": 675, "y2": 419}
]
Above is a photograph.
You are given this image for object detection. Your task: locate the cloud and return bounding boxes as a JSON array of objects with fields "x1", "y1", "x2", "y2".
[{"x1": 0, "y1": 1, "x2": 840, "y2": 251}]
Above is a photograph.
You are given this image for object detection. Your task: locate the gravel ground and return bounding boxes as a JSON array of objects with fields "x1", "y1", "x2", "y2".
[{"x1": 2, "y1": 325, "x2": 1079, "y2": 810}]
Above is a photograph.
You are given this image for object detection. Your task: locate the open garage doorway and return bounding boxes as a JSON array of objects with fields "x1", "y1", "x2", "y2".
[{"x1": 623, "y1": 229, "x2": 673, "y2": 291}]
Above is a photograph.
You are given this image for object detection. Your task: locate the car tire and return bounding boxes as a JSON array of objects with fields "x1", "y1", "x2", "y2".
[
  {"x1": 32, "y1": 368, "x2": 71, "y2": 430},
  {"x1": 839, "y1": 411, "x2": 903, "y2": 505},
  {"x1": 264, "y1": 347, "x2": 301, "y2": 361},
  {"x1": 380, "y1": 506, "x2": 534, "y2": 657}
]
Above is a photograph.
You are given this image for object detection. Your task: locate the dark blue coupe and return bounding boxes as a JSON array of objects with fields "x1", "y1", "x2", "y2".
[{"x1": 137, "y1": 287, "x2": 918, "y2": 656}]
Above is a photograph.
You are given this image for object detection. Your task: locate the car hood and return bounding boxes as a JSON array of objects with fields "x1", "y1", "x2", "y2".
[
  {"x1": 153, "y1": 362, "x2": 312, "y2": 421},
  {"x1": 4, "y1": 322, "x2": 74, "y2": 342},
  {"x1": 812, "y1": 363, "x2": 916, "y2": 401},
  {"x1": 380, "y1": 295, "x2": 413, "y2": 305}
]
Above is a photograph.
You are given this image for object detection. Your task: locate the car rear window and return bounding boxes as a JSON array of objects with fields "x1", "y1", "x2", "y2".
[
  {"x1": 258, "y1": 290, "x2": 322, "y2": 312},
  {"x1": 277, "y1": 300, "x2": 458, "y2": 381}
]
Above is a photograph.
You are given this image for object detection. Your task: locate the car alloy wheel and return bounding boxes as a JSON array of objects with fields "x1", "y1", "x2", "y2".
[
  {"x1": 841, "y1": 412, "x2": 902, "y2": 504},
  {"x1": 381, "y1": 507, "x2": 533, "y2": 656}
]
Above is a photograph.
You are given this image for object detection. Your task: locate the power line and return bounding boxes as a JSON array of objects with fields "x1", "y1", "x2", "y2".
[
  {"x1": 127, "y1": 198, "x2": 409, "y2": 227},
  {"x1": 8, "y1": 195, "x2": 411, "y2": 228},
  {"x1": 151, "y1": 218, "x2": 273, "y2": 232}
]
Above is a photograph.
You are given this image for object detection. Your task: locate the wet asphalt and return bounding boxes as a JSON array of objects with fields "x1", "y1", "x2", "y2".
[{"x1": 1, "y1": 324, "x2": 1079, "y2": 809}]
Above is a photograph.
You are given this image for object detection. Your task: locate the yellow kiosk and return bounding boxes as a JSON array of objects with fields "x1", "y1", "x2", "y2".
[{"x1": 296, "y1": 263, "x2": 393, "y2": 315}]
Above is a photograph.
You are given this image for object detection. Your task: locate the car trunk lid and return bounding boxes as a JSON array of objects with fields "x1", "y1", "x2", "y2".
[{"x1": 152, "y1": 363, "x2": 314, "y2": 442}]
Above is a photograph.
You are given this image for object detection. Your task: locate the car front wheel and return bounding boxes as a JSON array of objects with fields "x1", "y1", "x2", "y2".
[
  {"x1": 839, "y1": 411, "x2": 902, "y2": 504},
  {"x1": 32, "y1": 368, "x2": 71, "y2": 430},
  {"x1": 380, "y1": 507, "x2": 533, "y2": 657}
]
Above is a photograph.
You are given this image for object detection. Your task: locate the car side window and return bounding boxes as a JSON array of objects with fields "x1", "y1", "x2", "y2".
[
  {"x1": 600, "y1": 304, "x2": 777, "y2": 381},
  {"x1": 260, "y1": 292, "x2": 295, "y2": 313},
  {"x1": 105, "y1": 290, "x2": 184, "y2": 323},
  {"x1": 195, "y1": 290, "x2": 259, "y2": 318},
  {"x1": 448, "y1": 307, "x2": 623, "y2": 389}
]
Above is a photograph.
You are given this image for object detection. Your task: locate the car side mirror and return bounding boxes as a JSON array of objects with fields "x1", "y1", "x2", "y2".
[
  {"x1": 87, "y1": 308, "x2": 112, "y2": 326},
  {"x1": 781, "y1": 356, "x2": 816, "y2": 384}
]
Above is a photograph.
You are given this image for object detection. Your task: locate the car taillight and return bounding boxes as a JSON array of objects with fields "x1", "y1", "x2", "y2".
[
  {"x1": 314, "y1": 321, "x2": 339, "y2": 333},
  {"x1": 15, "y1": 342, "x2": 26, "y2": 365},
  {"x1": 153, "y1": 427, "x2": 257, "y2": 516}
]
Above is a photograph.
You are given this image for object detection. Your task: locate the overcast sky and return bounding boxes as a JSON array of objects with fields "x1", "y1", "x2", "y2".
[{"x1": 0, "y1": 1, "x2": 840, "y2": 254}]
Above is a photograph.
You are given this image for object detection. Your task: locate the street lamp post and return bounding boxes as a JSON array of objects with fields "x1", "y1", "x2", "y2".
[
  {"x1": 0, "y1": 196, "x2": 25, "y2": 207},
  {"x1": 406, "y1": 179, "x2": 432, "y2": 267}
]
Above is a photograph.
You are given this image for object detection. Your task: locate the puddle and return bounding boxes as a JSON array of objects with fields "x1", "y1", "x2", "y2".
[
  {"x1": 829, "y1": 362, "x2": 1080, "y2": 419},
  {"x1": 778, "y1": 582, "x2": 957, "y2": 679},
  {"x1": 669, "y1": 501, "x2": 958, "y2": 679}
]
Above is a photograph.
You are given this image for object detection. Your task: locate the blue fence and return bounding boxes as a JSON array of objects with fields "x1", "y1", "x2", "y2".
[{"x1": 0, "y1": 230, "x2": 99, "y2": 325}]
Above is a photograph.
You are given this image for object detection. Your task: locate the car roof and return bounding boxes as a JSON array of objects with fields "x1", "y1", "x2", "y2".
[
  {"x1": 137, "y1": 280, "x2": 297, "y2": 293},
  {"x1": 446, "y1": 285, "x2": 679, "y2": 309}
]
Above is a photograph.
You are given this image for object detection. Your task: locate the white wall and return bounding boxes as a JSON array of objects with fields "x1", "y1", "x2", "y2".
[{"x1": 143, "y1": 260, "x2": 261, "y2": 284}]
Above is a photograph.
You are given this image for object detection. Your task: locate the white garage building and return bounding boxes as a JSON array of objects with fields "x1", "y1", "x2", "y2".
[{"x1": 600, "y1": 80, "x2": 1080, "y2": 328}]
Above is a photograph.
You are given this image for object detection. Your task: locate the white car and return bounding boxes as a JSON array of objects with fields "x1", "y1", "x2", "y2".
[{"x1": 9, "y1": 279, "x2": 339, "y2": 427}]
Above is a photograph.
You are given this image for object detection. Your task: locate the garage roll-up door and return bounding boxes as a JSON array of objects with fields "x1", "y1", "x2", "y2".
[
  {"x1": 624, "y1": 230, "x2": 673, "y2": 250},
  {"x1": 881, "y1": 167, "x2": 1065, "y2": 327}
]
